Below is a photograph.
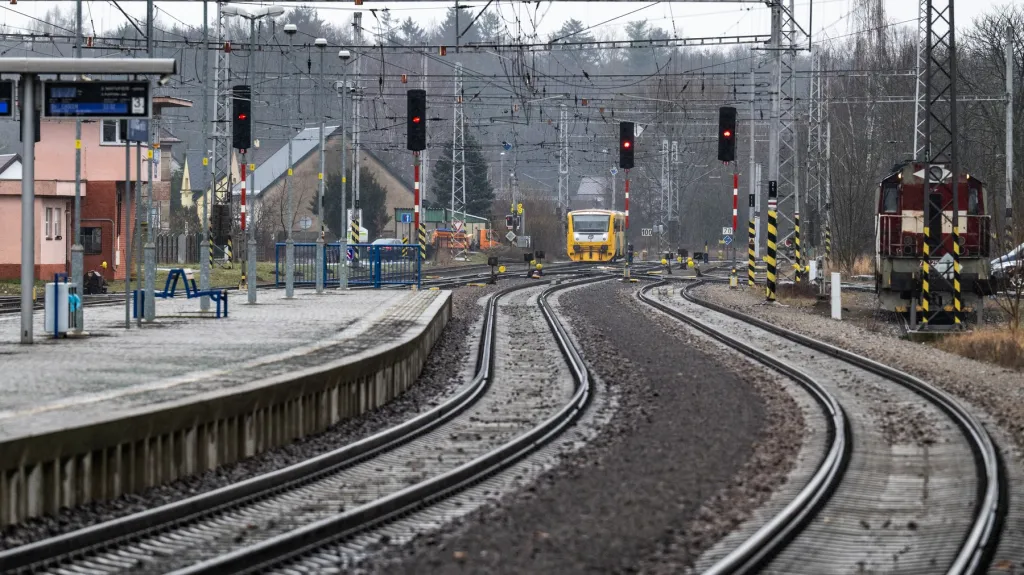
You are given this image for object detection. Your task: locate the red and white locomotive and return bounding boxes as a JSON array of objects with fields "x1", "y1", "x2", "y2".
[{"x1": 875, "y1": 162, "x2": 993, "y2": 323}]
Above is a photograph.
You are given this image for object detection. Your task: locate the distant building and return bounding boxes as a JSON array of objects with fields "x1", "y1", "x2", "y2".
[
  {"x1": 230, "y1": 126, "x2": 413, "y2": 241},
  {"x1": 572, "y1": 176, "x2": 610, "y2": 210},
  {"x1": 0, "y1": 96, "x2": 191, "y2": 280}
]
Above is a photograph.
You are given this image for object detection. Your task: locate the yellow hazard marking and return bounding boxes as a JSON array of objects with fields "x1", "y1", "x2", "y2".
[
  {"x1": 75, "y1": 139, "x2": 81, "y2": 149},
  {"x1": 318, "y1": 173, "x2": 323, "y2": 180},
  {"x1": 498, "y1": 265, "x2": 506, "y2": 273},
  {"x1": 148, "y1": 149, "x2": 153, "y2": 158},
  {"x1": 203, "y1": 157, "x2": 209, "y2": 166},
  {"x1": 249, "y1": 164, "x2": 255, "y2": 171},
  {"x1": 287, "y1": 168, "x2": 293, "y2": 176}
]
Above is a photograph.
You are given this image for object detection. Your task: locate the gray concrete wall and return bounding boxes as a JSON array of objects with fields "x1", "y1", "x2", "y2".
[{"x1": 0, "y1": 292, "x2": 451, "y2": 527}]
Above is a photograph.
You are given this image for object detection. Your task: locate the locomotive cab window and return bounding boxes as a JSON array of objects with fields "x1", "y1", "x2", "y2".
[
  {"x1": 572, "y1": 214, "x2": 610, "y2": 233},
  {"x1": 882, "y1": 184, "x2": 899, "y2": 213},
  {"x1": 968, "y1": 187, "x2": 980, "y2": 215}
]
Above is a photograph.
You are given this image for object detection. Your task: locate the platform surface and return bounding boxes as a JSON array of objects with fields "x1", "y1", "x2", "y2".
[{"x1": 0, "y1": 289, "x2": 445, "y2": 441}]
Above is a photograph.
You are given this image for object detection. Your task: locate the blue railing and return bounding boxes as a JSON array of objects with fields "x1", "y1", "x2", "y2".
[{"x1": 275, "y1": 242, "x2": 421, "y2": 289}]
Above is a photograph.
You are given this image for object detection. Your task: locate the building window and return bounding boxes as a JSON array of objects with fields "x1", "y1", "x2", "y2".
[
  {"x1": 45, "y1": 207, "x2": 52, "y2": 239},
  {"x1": 150, "y1": 207, "x2": 161, "y2": 230},
  {"x1": 54, "y1": 208, "x2": 62, "y2": 240},
  {"x1": 82, "y1": 227, "x2": 102, "y2": 254},
  {"x1": 101, "y1": 120, "x2": 129, "y2": 144}
]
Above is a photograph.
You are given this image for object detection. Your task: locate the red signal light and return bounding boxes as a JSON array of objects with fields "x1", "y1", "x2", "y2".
[
  {"x1": 723, "y1": 130, "x2": 732, "y2": 138},
  {"x1": 412, "y1": 116, "x2": 421, "y2": 124},
  {"x1": 238, "y1": 113, "x2": 247, "y2": 120},
  {"x1": 622, "y1": 141, "x2": 631, "y2": 149}
]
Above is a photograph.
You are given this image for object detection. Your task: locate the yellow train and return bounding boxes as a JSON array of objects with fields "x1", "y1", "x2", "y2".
[{"x1": 567, "y1": 209, "x2": 626, "y2": 262}]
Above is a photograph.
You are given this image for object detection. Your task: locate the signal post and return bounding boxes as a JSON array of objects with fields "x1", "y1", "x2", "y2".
[
  {"x1": 619, "y1": 122, "x2": 635, "y2": 277},
  {"x1": 408, "y1": 90, "x2": 426, "y2": 265}
]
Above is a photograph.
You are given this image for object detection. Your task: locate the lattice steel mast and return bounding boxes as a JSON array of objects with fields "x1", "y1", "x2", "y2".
[
  {"x1": 558, "y1": 103, "x2": 570, "y2": 253},
  {"x1": 450, "y1": 62, "x2": 467, "y2": 257}
]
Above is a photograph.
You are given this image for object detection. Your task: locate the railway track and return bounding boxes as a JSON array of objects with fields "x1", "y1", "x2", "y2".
[
  {"x1": 637, "y1": 279, "x2": 1005, "y2": 574},
  {"x1": 0, "y1": 274, "x2": 607, "y2": 574}
]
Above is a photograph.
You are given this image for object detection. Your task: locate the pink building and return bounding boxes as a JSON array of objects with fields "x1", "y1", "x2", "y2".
[{"x1": 0, "y1": 97, "x2": 190, "y2": 281}]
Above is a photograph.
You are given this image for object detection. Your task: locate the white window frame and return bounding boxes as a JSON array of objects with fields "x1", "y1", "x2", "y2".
[
  {"x1": 54, "y1": 208, "x2": 62, "y2": 240},
  {"x1": 100, "y1": 119, "x2": 129, "y2": 145},
  {"x1": 45, "y1": 207, "x2": 53, "y2": 240},
  {"x1": 150, "y1": 206, "x2": 161, "y2": 230}
]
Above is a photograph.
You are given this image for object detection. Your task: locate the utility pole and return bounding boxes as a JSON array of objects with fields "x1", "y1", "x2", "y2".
[
  {"x1": 1007, "y1": 24, "x2": 1015, "y2": 235},
  {"x1": 766, "y1": 0, "x2": 782, "y2": 302},
  {"x1": 144, "y1": 0, "x2": 156, "y2": 321},
  {"x1": 199, "y1": 0, "x2": 211, "y2": 312},
  {"x1": 315, "y1": 38, "x2": 327, "y2": 294},
  {"x1": 558, "y1": 104, "x2": 570, "y2": 254},
  {"x1": 72, "y1": 0, "x2": 84, "y2": 333},
  {"x1": 749, "y1": 62, "x2": 758, "y2": 260},
  {"x1": 339, "y1": 50, "x2": 351, "y2": 289},
  {"x1": 245, "y1": 16, "x2": 257, "y2": 305},
  {"x1": 210, "y1": 2, "x2": 231, "y2": 289},
  {"x1": 284, "y1": 24, "x2": 297, "y2": 298},
  {"x1": 660, "y1": 138, "x2": 669, "y2": 255},
  {"x1": 450, "y1": 62, "x2": 467, "y2": 257},
  {"x1": 352, "y1": 12, "x2": 364, "y2": 248}
]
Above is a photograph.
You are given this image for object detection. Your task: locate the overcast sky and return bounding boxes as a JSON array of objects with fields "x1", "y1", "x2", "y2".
[{"x1": 0, "y1": 0, "x2": 1010, "y2": 45}]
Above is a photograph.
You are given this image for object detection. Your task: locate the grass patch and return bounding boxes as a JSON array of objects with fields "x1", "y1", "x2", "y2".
[
  {"x1": 934, "y1": 328, "x2": 1024, "y2": 370},
  {"x1": 108, "y1": 262, "x2": 278, "y2": 293},
  {"x1": 849, "y1": 255, "x2": 875, "y2": 277}
]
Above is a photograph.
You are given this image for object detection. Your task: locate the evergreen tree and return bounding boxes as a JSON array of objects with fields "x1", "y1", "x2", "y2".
[
  {"x1": 312, "y1": 166, "x2": 392, "y2": 240},
  {"x1": 428, "y1": 133, "x2": 495, "y2": 218}
]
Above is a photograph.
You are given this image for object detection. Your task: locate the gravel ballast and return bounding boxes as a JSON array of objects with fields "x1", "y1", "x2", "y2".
[
  {"x1": 0, "y1": 285, "x2": 504, "y2": 550},
  {"x1": 694, "y1": 282, "x2": 1024, "y2": 567},
  {"x1": 363, "y1": 280, "x2": 805, "y2": 574}
]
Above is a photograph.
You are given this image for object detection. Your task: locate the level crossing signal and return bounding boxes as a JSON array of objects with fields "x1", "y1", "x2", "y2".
[
  {"x1": 232, "y1": 85, "x2": 252, "y2": 151},
  {"x1": 407, "y1": 89, "x2": 426, "y2": 151},
  {"x1": 718, "y1": 106, "x2": 736, "y2": 162},
  {"x1": 619, "y1": 121, "x2": 635, "y2": 170}
]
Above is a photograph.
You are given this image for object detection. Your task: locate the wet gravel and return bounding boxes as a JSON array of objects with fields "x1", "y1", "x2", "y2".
[
  {"x1": 361, "y1": 280, "x2": 804, "y2": 574},
  {"x1": 0, "y1": 285, "x2": 506, "y2": 550}
]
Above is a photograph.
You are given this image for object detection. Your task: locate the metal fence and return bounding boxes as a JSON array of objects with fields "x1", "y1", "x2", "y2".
[
  {"x1": 155, "y1": 233, "x2": 270, "y2": 264},
  {"x1": 275, "y1": 243, "x2": 421, "y2": 289}
]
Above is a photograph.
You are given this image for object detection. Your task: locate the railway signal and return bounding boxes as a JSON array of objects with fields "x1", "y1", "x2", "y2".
[
  {"x1": 718, "y1": 106, "x2": 736, "y2": 162},
  {"x1": 619, "y1": 122, "x2": 635, "y2": 170},
  {"x1": 407, "y1": 89, "x2": 426, "y2": 151},
  {"x1": 231, "y1": 85, "x2": 251, "y2": 151}
]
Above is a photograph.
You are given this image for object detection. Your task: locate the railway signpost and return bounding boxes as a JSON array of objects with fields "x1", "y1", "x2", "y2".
[
  {"x1": 642, "y1": 228, "x2": 653, "y2": 237},
  {"x1": 724, "y1": 235, "x2": 733, "y2": 246}
]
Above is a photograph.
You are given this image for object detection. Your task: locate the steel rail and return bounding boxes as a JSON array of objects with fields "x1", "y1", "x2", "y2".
[
  {"x1": 669, "y1": 278, "x2": 1006, "y2": 575},
  {"x1": 0, "y1": 280, "x2": 541, "y2": 573},
  {"x1": 167, "y1": 275, "x2": 609, "y2": 574},
  {"x1": 636, "y1": 280, "x2": 851, "y2": 574}
]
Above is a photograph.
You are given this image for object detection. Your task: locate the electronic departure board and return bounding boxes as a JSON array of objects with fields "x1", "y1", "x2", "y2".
[
  {"x1": 0, "y1": 80, "x2": 12, "y2": 117},
  {"x1": 42, "y1": 81, "x2": 150, "y2": 118}
]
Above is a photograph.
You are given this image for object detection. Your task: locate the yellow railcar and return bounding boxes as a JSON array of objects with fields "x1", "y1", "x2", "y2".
[{"x1": 567, "y1": 209, "x2": 626, "y2": 262}]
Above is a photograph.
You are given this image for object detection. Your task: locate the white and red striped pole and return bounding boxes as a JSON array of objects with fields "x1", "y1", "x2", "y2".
[
  {"x1": 624, "y1": 169, "x2": 630, "y2": 229},
  {"x1": 240, "y1": 154, "x2": 247, "y2": 231},
  {"x1": 732, "y1": 170, "x2": 739, "y2": 233},
  {"x1": 413, "y1": 152, "x2": 420, "y2": 233}
]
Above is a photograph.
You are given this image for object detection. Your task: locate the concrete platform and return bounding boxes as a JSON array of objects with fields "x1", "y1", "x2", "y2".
[{"x1": 0, "y1": 289, "x2": 452, "y2": 526}]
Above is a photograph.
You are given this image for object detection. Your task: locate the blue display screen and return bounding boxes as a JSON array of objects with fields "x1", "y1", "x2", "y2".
[
  {"x1": 49, "y1": 102, "x2": 129, "y2": 115},
  {"x1": 0, "y1": 102, "x2": 9, "y2": 115}
]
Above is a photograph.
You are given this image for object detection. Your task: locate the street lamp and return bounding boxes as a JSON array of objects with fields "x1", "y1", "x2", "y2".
[
  {"x1": 221, "y1": 3, "x2": 284, "y2": 305},
  {"x1": 314, "y1": 37, "x2": 327, "y2": 294},
  {"x1": 284, "y1": 23, "x2": 297, "y2": 299},
  {"x1": 337, "y1": 50, "x2": 352, "y2": 290}
]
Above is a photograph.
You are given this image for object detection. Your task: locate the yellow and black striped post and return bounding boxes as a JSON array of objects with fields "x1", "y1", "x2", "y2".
[
  {"x1": 208, "y1": 220, "x2": 215, "y2": 270},
  {"x1": 401, "y1": 235, "x2": 409, "y2": 258},
  {"x1": 921, "y1": 223, "x2": 931, "y2": 325},
  {"x1": 225, "y1": 236, "x2": 233, "y2": 267},
  {"x1": 952, "y1": 225, "x2": 962, "y2": 325},
  {"x1": 793, "y1": 212, "x2": 802, "y2": 283},
  {"x1": 349, "y1": 219, "x2": 360, "y2": 266},
  {"x1": 748, "y1": 217, "x2": 756, "y2": 287},
  {"x1": 766, "y1": 181, "x2": 778, "y2": 302},
  {"x1": 418, "y1": 223, "x2": 427, "y2": 260}
]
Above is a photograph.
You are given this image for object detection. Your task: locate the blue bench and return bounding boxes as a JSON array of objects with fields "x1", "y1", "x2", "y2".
[{"x1": 133, "y1": 268, "x2": 229, "y2": 318}]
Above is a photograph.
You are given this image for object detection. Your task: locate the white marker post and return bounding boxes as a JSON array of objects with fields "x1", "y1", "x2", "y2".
[{"x1": 831, "y1": 272, "x2": 842, "y2": 320}]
